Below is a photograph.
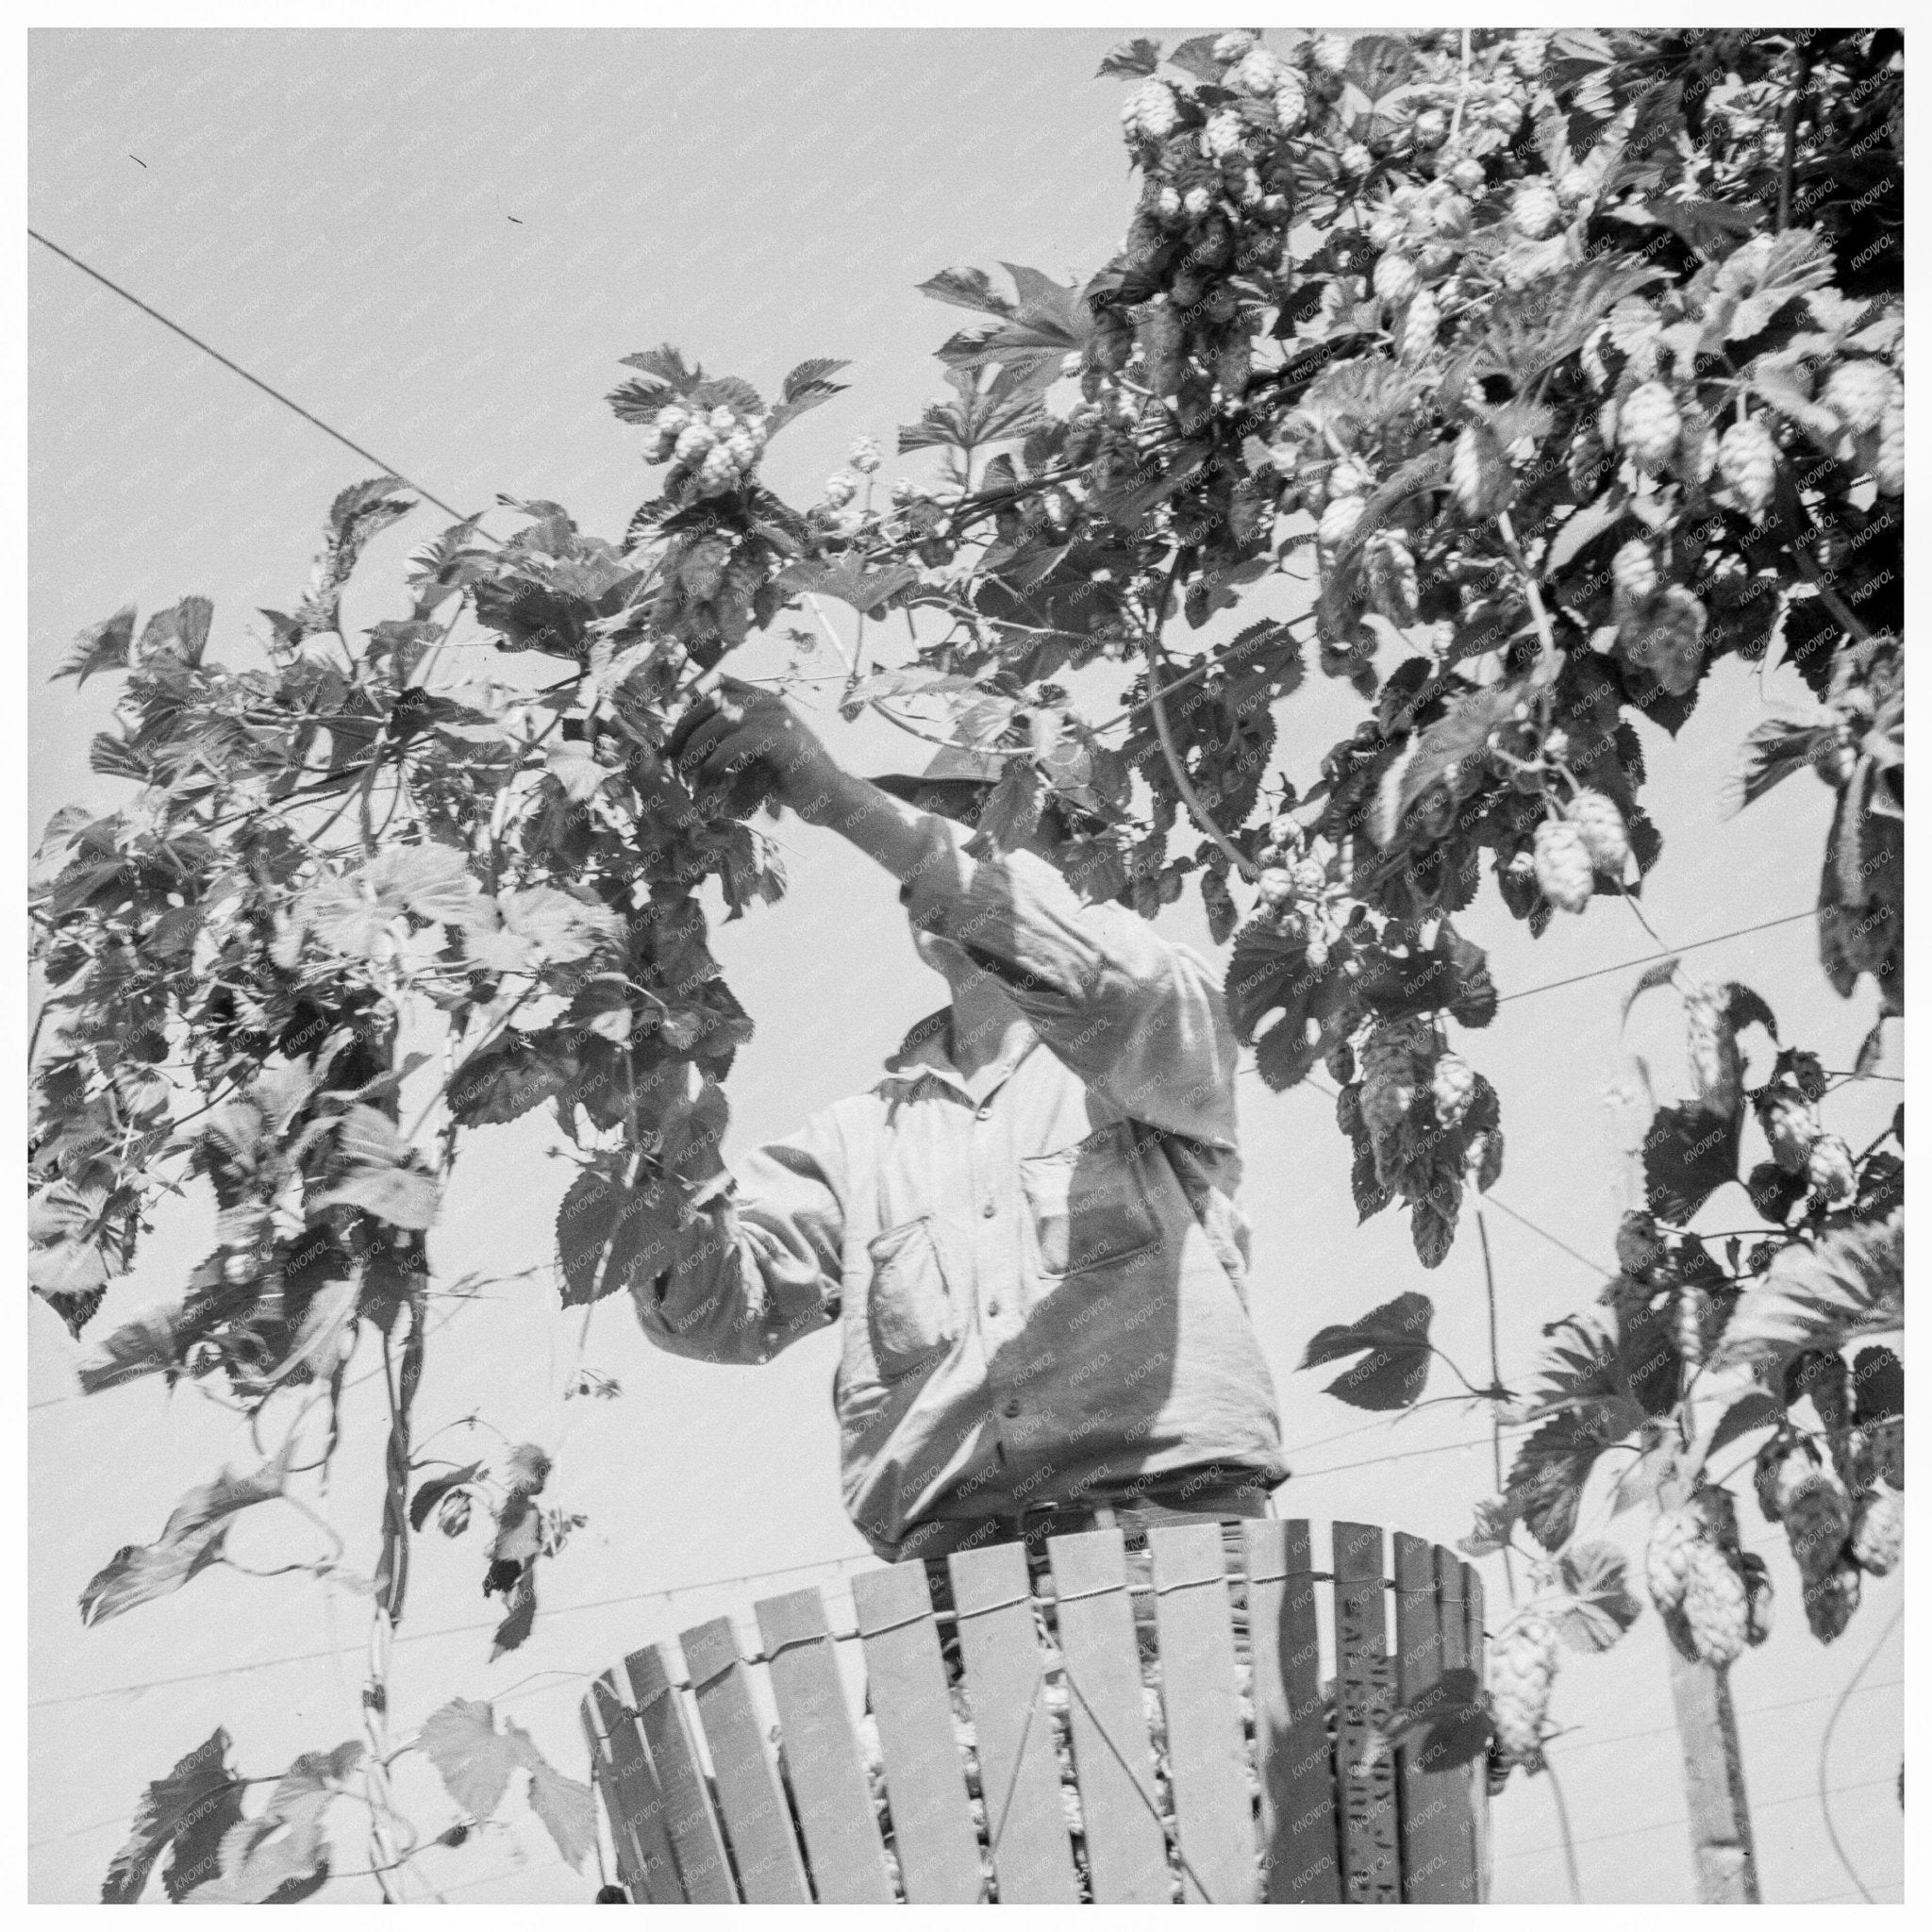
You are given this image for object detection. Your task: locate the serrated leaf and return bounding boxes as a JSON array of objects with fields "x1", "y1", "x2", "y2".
[
  {"x1": 365, "y1": 842, "x2": 486, "y2": 926},
  {"x1": 1704, "y1": 1390, "x2": 1780, "y2": 1459},
  {"x1": 517, "y1": 1742, "x2": 597, "y2": 1872},
  {"x1": 1546, "y1": 491, "x2": 1625, "y2": 575},
  {"x1": 409, "y1": 1462, "x2": 483, "y2": 1533},
  {"x1": 1097, "y1": 36, "x2": 1161, "y2": 77},
  {"x1": 448, "y1": 1033, "x2": 578, "y2": 1127},
  {"x1": 1642, "y1": 1101, "x2": 1741, "y2": 1223},
  {"x1": 1549, "y1": 1541, "x2": 1642, "y2": 1653},
  {"x1": 556, "y1": 1160, "x2": 684, "y2": 1307},
  {"x1": 419, "y1": 1700, "x2": 524, "y2": 1820},
  {"x1": 1300, "y1": 1291, "x2": 1433, "y2": 1410},
  {"x1": 1620, "y1": 956, "x2": 1682, "y2": 1025},
  {"x1": 1708, "y1": 1211, "x2": 1902, "y2": 1373},
  {"x1": 104, "y1": 1728, "x2": 247, "y2": 1903},
  {"x1": 77, "y1": 1304, "x2": 183, "y2": 1393},
  {"x1": 81, "y1": 1449, "x2": 291, "y2": 1625},
  {"x1": 318, "y1": 1164, "x2": 441, "y2": 1231},
  {"x1": 55, "y1": 605, "x2": 139, "y2": 687},
  {"x1": 915, "y1": 266, "x2": 1016, "y2": 317},
  {"x1": 1372, "y1": 1666, "x2": 1492, "y2": 1775},
  {"x1": 186, "y1": 1744, "x2": 362, "y2": 1904}
]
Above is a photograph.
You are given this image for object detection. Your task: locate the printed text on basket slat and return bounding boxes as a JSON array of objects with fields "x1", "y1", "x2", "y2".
[{"x1": 1334, "y1": 1521, "x2": 1400, "y2": 1903}]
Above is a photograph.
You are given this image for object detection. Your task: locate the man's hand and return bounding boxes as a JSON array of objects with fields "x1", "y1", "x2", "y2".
[{"x1": 666, "y1": 678, "x2": 842, "y2": 821}]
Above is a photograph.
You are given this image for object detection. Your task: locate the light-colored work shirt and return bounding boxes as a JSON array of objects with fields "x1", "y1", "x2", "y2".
[{"x1": 631, "y1": 836, "x2": 1288, "y2": 1560}]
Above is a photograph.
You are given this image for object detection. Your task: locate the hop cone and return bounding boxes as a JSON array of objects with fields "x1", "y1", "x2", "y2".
[
  {"x1": 1230, "y1": 45, "x2": 1287, "y2": 96},
  {"x1": 1615, "y1": 1208, "x2": 1666, "y2": 1280},
  {"x1": 1568, "y1": 423, "x2": 1609, "y2": 497},
  {"x1": 1212, "y1": 28, "x2": 1257, "y2": 64},
  {"x1": 1312, "y1": 31, "x2": 1350, "y2": 74},
  {"x1": 1611, "y1": 540, "x2": 1658, "y2": 615},
  {"x1": 1619, "y1": 585, "x2": 1707, "y2": 696},
  {"x1": 1756, "y1": 1438, "x2": 1814, "y2": 1524},
  {"x1": 1532, "y1": 820, "x2": 1594, "y2": 913},
  {"x1": 1373, "y1": 252, "x2": 1419, "y2": 305},
  {"x1": 1341, "y1": 142, "x2": 1374, "y2": 178},
  {"x1": 1274, "y1": 76, "x2": 1308, "y2": 133},
  {"x1": 1682, "y1": 980, "x2": 1742, "y2": 1118},
  {"x1": 1318, "y1": 493, "x2": 1366, "y2": 557},
  {"x1": 1754, "y1": 1089, "x2": 1821, "y2": 1173},
  {"x1": 1676, "y1": 1283, "x2": 1712, "y2": 1372},
  {"x1": 1823, "y1": 359, "x2": 1897, "y2": 435},
  {"x1": 1202, "y1": 108, "x2": 1247, "y2": 161},
  {"x1": 1785, "y1": 1471, "x2": 1853, "y2": 1580},
  {"x1": 1364, "y1": 529, "x2": 1420, "y2": 626},
  {"x1": 1874, "y1": 402, "x2": 1904, "y2": 496},
  {"x1": 1511, "y1": 181, "x2": 1560, "y2": 239},
  {"x1": 1646, "y1": 1505, "x2": 1701, "y2": 1614},
  {"x1": 1804, "y1": 1555, "x2": 1862, "y2": 1643},
  {"x1": 1682, "y1": 1540, "x2": 1750, "y2": 1667},
  {"x1": 1850, "y1": 1490, "x2": 1903, "y2": 1577},
  {"x1": 1807, "y1": 1132, "x2": 1857, "y2": 1205},
  {"x1": 1400, "y1": 289, "x2": 1441, "y2": 363},
  {"x1": 1432, "y1": 1052, "x2": 1476, "y2": 1126},
  {"x1": 1489, "y1": 1614, "x2": 1558, "y2": 1772},
  {"x1": 1564, "y1": 790, "x2": 1631, "y2": 873},
  {"x1": 1717, "y1": 416, "x2": 1777, "y2": 515},
  {"x1": 1122, "y1": 78, "x2": 1180, "y2": 144},
  {"x1": 1510, "y1": 31, "x2": 1550, "y2": 75},
  {"x1": 1620, "y1": 381, "x2": 1683, "y2": 469},
  {"x1": 1740, "y1": 1551, "x2": 1774, "y2": 1646},
  {"x1": 1451, "y1": 423, "x2": 1510, "y2": 519}
]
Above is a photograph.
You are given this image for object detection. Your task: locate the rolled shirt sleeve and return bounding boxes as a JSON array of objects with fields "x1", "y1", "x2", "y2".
[
  {"x1": 900, "y1": 838, "x2": 1240, "y2": 1149},
  {"x1": 631, "y1": 1121, "x2": 844, "y2": 1366}
]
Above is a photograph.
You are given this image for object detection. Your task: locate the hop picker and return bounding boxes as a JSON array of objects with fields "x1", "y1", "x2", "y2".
[{"x1": 641, "y1": 680, "x2": 1288, "y2": 1636}]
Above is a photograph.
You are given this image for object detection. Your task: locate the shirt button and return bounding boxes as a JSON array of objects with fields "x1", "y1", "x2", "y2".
[
  {"x1": 986, "y1": 1298, "x2": 1002, "y2": 1318},
  {"x1": 1003, "y1": 1398, "x2": 1022, "y2": 1419},
  {"x1": 976, "y1": 1104, "x2": 991, "y2": 1120},
  {"x1": 982, "y1": 1200, "x2": 997, "y2": 1218}
]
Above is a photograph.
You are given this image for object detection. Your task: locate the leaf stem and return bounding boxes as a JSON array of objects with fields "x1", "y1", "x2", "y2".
[{"x1": 1141, "y1": 558, "x2": 1257, "y2": 881}]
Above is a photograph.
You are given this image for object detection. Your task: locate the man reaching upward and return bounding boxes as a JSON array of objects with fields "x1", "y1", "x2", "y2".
[{"x1": 634, "y1": 682, "x2": 1287, "y2": 1566}]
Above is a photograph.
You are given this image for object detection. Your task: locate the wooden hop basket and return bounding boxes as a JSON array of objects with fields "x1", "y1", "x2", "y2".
[{"x1": 581, "y1": 1517, "x2": 1490, "y2": 1905}]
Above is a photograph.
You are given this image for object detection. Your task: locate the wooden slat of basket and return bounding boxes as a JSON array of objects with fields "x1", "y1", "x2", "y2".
[
  {"x1": 581, "y1": 1689, "x2": 643, "y2": 1902},
  {"x1": 1392, "y1": 1533, "x2": 1460, "y2": 1903},
  {"x1": 1147, "y1": 1523, "x2": 1257, "y2": 1905},
  {"x1": 680, "y1": 1616, "x2": 812, "y2": 1903},
  {"x1": 1432, "y1": 1545, "x2": 1480, "y2": 1902},
  {"x1": 851, "y1": 1562, "x2": 983, "y2": 1903},
  {"x1": 1244, "y1": 1519, "x2": 1340, "y2": 1903},
  {"x1": 1045, "y1": 1527, "x2": 1170, "y2": 1903},
  {"x1": 1464, "y1": 1560, "x2": 1491, "y2": 1904},
  {"x1": 586, "y1": 1671, "x2": 680, "y2": 1903},
  {"x1": 1334, "y1": 1521, "x2": 1400, "y2": 1903},
  {"x1": 754, "y1": 1587, "x2": 895, "y2": 1904},
  {"x1": 625, "y1": 1641, "x2": 738, "y2": 1903},
  {"x1": 948, "y1": 1540, "x2": 1079, "y2": 1903}
]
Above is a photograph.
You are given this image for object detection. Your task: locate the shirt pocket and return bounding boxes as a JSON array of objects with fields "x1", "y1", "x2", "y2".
[
  {"x1": 1019, "y1": 1120, "x2": 1163, "y2": 1277},
  {"x1": 866, "y1": 1214, "x2": 958, "y2": 1378}
]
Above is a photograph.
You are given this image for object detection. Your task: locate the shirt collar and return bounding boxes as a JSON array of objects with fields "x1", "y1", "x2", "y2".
[{"x1": 878, "y1": 1006, "x2": 1038, "y2": 1103}]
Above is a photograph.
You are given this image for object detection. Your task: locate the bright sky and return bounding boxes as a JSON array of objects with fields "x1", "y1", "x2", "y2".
[{"x1": 28, "y1": 25, "x2": 1902, "y2": 1905}]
